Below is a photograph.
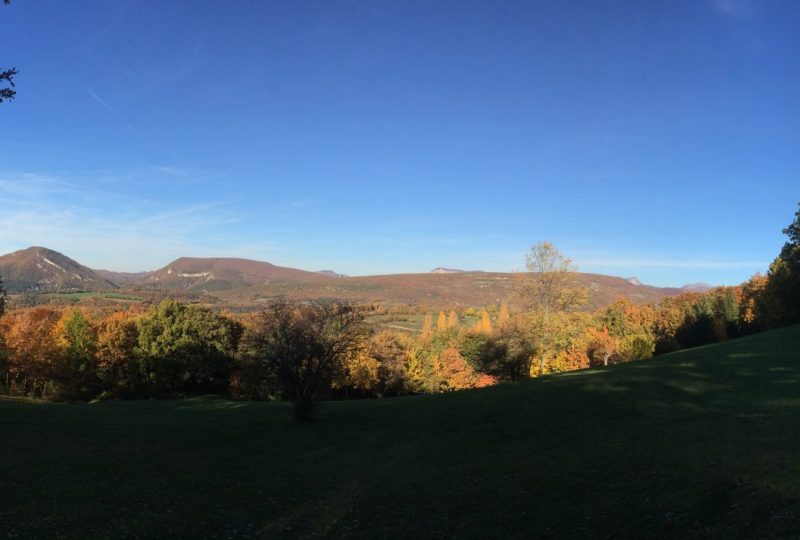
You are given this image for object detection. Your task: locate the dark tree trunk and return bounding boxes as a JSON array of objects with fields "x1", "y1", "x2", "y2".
[{"x1": 293, "y1": 392, "x2": 314, "y2": 422}]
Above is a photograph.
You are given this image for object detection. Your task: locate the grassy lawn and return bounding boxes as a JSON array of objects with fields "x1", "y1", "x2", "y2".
[{"x1": 2, "y1": 325, "x2": 800, "y2": 538}]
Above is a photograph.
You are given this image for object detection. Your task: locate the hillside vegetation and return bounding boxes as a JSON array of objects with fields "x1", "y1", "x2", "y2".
[
  {"x1": 0, "y1": 246, "x2": 682, "y2": 308},
  {"x1": 222, "y1": 271, "x2": 680, "y2": 310},
  {"x1": 2, "y1": 325, "x2": 799, "y2": 538}
]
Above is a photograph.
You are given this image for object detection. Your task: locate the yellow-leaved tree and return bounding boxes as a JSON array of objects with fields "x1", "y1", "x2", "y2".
[
  {"x1": 447, "y1": 309, "x2": 458, "y2": 328},
  {"x1": 497, "y1": 301, "x2": 510, "y2": 327},
  {"x1": 479, "y1": 309, "x2": 492, "y2": 333},
  {"x1": 421, "y1": 313, "x2": 433, "y2": 339},
  {"x1": 517, "y1": 242, "x2": 589, "y2": 375},
  {"x1": 437, "y1": 311, "x2": 447, "y2": 332}
]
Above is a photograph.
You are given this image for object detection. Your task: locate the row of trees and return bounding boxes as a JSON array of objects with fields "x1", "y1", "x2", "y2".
[
  {"x1": 0, "y1": 204, "x2": 798, "y2": 420},
  {"x1": 0, "y1": 301, "x2": 242, "y2": 401},
  {"x1": 420, "y1": 307, "x2": 499, "y2": 337},
  {"x1": 0, "y1": 269, "x2": 778, "y2": 418}
]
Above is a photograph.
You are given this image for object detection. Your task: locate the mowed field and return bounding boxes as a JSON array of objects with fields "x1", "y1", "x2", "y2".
[{"x1": 2, "y1": 326, "x2": 800, "y2": 539}]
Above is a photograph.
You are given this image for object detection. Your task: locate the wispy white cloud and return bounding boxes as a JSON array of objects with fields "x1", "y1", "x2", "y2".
[
  {"x1": 0, "y1": 171, "x2": 276, "y2": 271},
  {"x1": 0, "y1": 174, "x2": 78, "y2": 198}
]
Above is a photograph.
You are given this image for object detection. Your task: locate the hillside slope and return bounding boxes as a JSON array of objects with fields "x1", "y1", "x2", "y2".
[
  {"x1": 0, "y1": 247, "x2": 685, "y2": 308},
  {"x1": 0, "y1": 247, "x2": 117, "y2": 292},
  {"x1": 218, "y1": 270, "x2": 682, "y2": 308},
  {"x1": 127, "y1": 256, "x2": 335, "y2": 292},
  {"x1": 2, "y1": 325, "x2": 799, "y2": 538},
  {"x1": 93, "y1": 269, "x2": 154, "y2": 287}
]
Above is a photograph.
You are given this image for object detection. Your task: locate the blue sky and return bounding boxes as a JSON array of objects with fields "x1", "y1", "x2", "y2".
[{"x1": 1, "y1": 0, "x2": 797, "y2": 286}]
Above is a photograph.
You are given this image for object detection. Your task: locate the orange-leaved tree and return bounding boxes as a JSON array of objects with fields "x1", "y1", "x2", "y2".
[
  {"x1": 447, "y1": 309, "x2": 458, "y2": 328},
  {"x1": 434, "y1": 347, "x2": 476, "y2": 391}
]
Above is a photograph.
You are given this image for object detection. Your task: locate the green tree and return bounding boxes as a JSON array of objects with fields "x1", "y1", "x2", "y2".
[
  {"x1": 761, "y1": 203, "x2": 800, "y2": 327},
  {"x1": 458, "y1": 331, "x2": 490, "y2": 371},
  {"x1": 136, "y1": 300, "x2": 242, "y2": 396},
  {"x1": 55, "y1": 310, "x2": 100, "y2": 400}
]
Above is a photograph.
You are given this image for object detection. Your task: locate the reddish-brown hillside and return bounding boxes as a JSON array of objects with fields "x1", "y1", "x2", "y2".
[
  {"x1": 130, "y1": 257, "x2": 336, "y2": 292},
  {"x1": 0, "y1": 248, "x2": 688, "y2": 309},
  {"x1": 94, "y1": 269, "x2": 154, "y2": 287},
  {"x1": 216, "y1": 271, "x2": 682, "y2": 309},
  {"x1": 0, "y1": 247, "x2": 117, "y2": 293}
]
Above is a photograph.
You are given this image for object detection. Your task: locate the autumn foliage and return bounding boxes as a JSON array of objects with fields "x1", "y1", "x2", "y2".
[{"x1": 0, "y1": 204, "x2": 799, "y2": 406}]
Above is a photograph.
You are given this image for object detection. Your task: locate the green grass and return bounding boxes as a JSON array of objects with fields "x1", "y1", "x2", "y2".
[{"x1": 2, "y1": 326, "x2": 800, "y2": 538}]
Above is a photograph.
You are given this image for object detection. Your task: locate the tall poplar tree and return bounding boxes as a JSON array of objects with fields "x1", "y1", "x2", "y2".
[
  {"x1": 421, "y1": 313, "x2": 433, "y2": 339},
  {"x1": 447, "y1": 310, "x2": 458, "y2": 328},
  {"x1": 437, "y1": 311, "x2": 447, "y2": 332}
]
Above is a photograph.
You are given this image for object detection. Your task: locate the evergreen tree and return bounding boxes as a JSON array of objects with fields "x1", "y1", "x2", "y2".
[{"x1": 762, "y1": 203, "x2": 800, "y2": 327}]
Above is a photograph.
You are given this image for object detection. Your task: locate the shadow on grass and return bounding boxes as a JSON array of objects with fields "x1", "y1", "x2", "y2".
[{"x1": 1, "y1": 325, "x2": 799, "y2": 539}]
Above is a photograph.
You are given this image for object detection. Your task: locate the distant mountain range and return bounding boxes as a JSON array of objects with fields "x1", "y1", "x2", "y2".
[{"x1": 0, "y1": 246, "x2": 711, "y2": 308}]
